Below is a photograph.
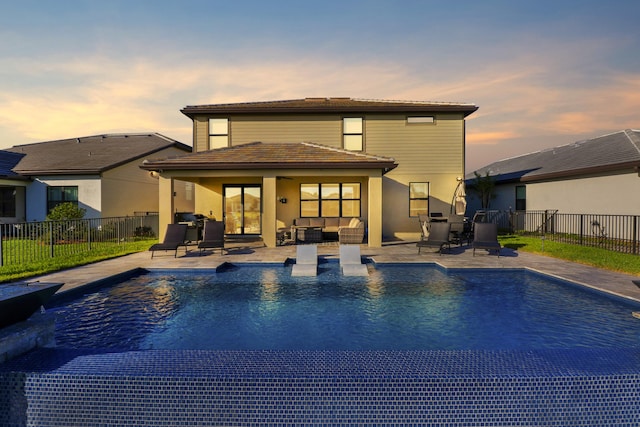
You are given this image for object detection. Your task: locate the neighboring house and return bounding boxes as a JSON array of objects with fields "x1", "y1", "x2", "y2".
[
  {"x1": 4, "y1": 133, "x2": 193, "y2": 222},
  {"x1": 0, "y1": 150, "x2": 30, "y2": 223},
  {"x1": 466, "y1": 129, "x2": 640, "y2": 215},
  {"x1": 141, "y1": 97, "x2": 478, "y2": 247}
]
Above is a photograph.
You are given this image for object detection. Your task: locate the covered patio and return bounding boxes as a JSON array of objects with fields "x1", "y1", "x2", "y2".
[{"x1": 141, "y1": 142, "x2": 397, "y2": 248}]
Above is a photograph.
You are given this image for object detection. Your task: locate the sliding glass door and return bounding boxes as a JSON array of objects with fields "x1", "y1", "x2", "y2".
[{"x1": 223, "y1": 185, "x2": 262, "y2": 235}]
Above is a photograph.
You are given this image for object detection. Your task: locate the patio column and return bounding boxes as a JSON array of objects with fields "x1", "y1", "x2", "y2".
[
  {"x1": 262, "y1": 175, "x2": 277, "y2": 247},
  {"x1": 158, "y1": 175, "x2": 175, "y2": 240},
  {"x1": 368, "y1": 175, "x2": 383, "y2": 247}
]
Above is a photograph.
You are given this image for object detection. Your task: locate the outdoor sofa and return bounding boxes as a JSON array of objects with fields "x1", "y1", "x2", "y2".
[{"x1": 292, "y1": 217, "x2": 365, "y2": 244}]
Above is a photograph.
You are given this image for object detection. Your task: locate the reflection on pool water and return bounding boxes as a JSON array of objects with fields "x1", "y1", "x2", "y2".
[{"x1": 50, "y1": 263, "x2": 640, "y2": 351}]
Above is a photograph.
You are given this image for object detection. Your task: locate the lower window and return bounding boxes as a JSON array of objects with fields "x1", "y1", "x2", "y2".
[
  {"x1": 0, "y1": 187, "x2": 16, "y2": 217},
  {"x1": 47, "y1": 186, "x2": 78, "y2": 213},
  {"x1": 300, "y1": 183, "x2": 361, "y2": 217},
  {"x1": 409, "y1": 182, "x2": 429, "y2": 217}
]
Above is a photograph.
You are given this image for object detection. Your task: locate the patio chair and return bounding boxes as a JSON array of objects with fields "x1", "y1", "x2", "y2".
[
  {"x1": 463, "y1": 210, "x2": 486, "y2": 243},
  {"x1": 448, "y1": 214, "x2": 467, "y2": 246},
  {"x1": 417, "y1": 222, "x2": 451, "y2": 255},
  {"x1": 472, "y1": 222, "x2": 501, "y2": 257},
  {"x1": 291, "y1": 244, "x2": 318, "y2": 276},
  {"x1": 198, "y1": 221, "x2": 225, "y2": 255},
  {"x1": 149, "y1": 223, "x2": 188, "y2": 258}
]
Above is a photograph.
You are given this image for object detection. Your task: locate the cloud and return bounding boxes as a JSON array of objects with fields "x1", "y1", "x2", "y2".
[
  {"x1": 0, "y1": 39, "x2": 639, "y2": 157},
  {"x1": 466, "y1": 131, "x2": 520, "y2": 145}
]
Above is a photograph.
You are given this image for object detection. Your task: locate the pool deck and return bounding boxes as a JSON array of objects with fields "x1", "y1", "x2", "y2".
[{"x1": 30, "y1": 239, "x2": 640, "y2": 303}]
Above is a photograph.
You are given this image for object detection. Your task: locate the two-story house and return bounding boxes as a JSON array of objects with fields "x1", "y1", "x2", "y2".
[{"x1": 141, "y1": 98, "x2": 478, "y2": 247}]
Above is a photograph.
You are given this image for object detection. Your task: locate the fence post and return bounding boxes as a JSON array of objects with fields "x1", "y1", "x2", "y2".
[
  {"x1": 579, "y1": 214, "x2": 584, "y2": 246},
  {"x1": 633, "y1": 216, "x2": 638, "y2": 255},
  {"x1": 0, "y1": 226, "x2": 3, "y2": 267},
  {"x1": 49, "y1": 221, "x2": 54, "y2": 258},
  {"x1": 87, "y1": 218, "x2": 92, "y2": 251}
]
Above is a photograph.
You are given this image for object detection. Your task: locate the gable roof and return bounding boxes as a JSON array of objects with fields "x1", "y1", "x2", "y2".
[
  {"x1": 181, "y1": 97, "x2": 478, "y2": 118},
  {"x1": 140, "y1": 141, "x2": 398, "y2": 174},
  {"x1": 469, "y1": 129, "x2": 640, "y2": 183},
  {"x1": 7, "y1": 133, "x2": 191, "y2": 176}
]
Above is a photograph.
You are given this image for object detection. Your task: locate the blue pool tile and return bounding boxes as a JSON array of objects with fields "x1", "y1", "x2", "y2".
[{"x1": 1, "y1": 348, "x2": 640, "y2": 426}]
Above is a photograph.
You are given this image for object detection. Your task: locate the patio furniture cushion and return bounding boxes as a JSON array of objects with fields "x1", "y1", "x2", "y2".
[
  {"x1": 295, "y1": 218, "x2": 310, "y2": 227},
  {"x1": 323, "y1": 217, "x2": 341, "y2": 232}
]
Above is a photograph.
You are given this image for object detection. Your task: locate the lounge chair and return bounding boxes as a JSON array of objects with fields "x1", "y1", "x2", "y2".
[
  {"x1": 472, "y1": 222, "x2": 501, "y2": 257},
  {"x1": 149, "y1": 223, "x2": 188, "y2": 258},
  {"x1": 198, "y1": 221, "x2": 225, "y2": 255},
  {"x1": 417, "y1": 222, "x2": 451, "y2": 255},
  {"x1": 339, "y1": 244, "x2": 368, "y2": 276},
  {"x1": 291, "y1": 245, "x2": 318, "y2": 276},
  {"x1": 463, "y1": 210, "x2": 486, "y2": 243}
]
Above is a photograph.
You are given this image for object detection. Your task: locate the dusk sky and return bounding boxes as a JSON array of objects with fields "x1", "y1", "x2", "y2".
[{"x1": 1, "y1": 0, "x2": 638, "y2": 171}]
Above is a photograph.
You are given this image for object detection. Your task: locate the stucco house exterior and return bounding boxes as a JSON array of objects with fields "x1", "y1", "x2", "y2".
[
  {"x1": 466, "y1": 129, "x2": 640, "y2": 216},
  {"x1": 0, "y1": 151, "x2": 30, "y2": 223},
  {"x1": 141, "y1": 97, "x2": 478, "y2": 247},
  {"x1": 2, "y1": 133, "x2": 193, "y2": 222}
]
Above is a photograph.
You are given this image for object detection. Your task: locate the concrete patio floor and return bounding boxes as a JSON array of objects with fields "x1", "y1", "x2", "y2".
[{"x1": 30, "y1": 238, "x2": 640, "y2": 304}]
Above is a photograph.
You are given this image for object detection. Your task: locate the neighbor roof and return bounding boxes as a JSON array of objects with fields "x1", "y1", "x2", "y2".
[
  {"x1": 0, "y1": 151, "x2": 29, "y2": 180},
  {"x1": 7, "y1": 133, "x2": 191, "y2": 176},
  {"x1": 140, "y1": 141, "x2": 398, "y2": 174},
  {"x1": 181, "y1": 97, "x2": 478, "y2": 118},
  {"x1": 469, "y1": 129, "x2": 640, "y2": 183}
]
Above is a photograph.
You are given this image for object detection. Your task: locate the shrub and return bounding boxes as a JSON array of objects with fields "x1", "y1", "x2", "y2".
[{"x1": 47, "y1": 202, "x2": 86, "y2": 221}]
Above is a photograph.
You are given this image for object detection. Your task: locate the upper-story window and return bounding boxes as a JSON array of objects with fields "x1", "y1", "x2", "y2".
[
  {"x1": 209, "y1": 118, "x2": 229, "y2": 149},
  {"x1": 343, "y1": 117, "x2": 363, "y2": 151},
  {"x1": 515, "y1": 185, "x2": 526, "y2": 210},
  {"x1": 407, "y1": 116, "x2": 435, "y2": 124}
]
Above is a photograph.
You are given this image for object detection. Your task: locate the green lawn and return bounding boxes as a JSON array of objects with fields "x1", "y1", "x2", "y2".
[
  {"x1": 2, "y1": 234, "x2": 638, "y2": 283},
  {"x1": 499, "y1": 234, "x2": 640, "y2": 276},
  {"x1": 0, "y1": 239, "x2": 156, "y2": 283}
]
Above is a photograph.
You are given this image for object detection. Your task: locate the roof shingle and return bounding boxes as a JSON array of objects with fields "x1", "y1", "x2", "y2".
[
  {"x1": 469, "y1": 129, "x2": 640, "y2": 182},
  {"x1": 7, "y1": 133, "x2": 190, "y2": 176},
  {"x1": 141, "y1": 141, "x2": 398, "y2": 173},
  {"x1": 181, "y1": 97, "x2": 478, "y2": 118}
]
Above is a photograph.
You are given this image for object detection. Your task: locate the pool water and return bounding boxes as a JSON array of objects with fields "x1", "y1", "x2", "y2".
[{"x1": 50, "y1": 263, "x2": 640, "y2": 351}]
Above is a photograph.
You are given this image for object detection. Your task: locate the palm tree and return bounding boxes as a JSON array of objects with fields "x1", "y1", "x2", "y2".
[{"x1": 470, "y1": 171, "x2": 496, "y2": 209}]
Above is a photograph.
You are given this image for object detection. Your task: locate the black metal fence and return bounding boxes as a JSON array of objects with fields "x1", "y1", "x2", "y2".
[
  {"x1": 0, "y1": 215, "x2": 159, "y2": 267},
  {"x1": 483, "y1": 209, "x2": 640, "y2": 255}
]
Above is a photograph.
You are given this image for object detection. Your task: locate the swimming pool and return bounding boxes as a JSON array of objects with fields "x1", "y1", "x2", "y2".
[
  {"x1": 4, "y1": 262, "x2": 640, "y2": 426},
  {"x1": 50, "y1": 263, "x2": 640, "y2": 351}
]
